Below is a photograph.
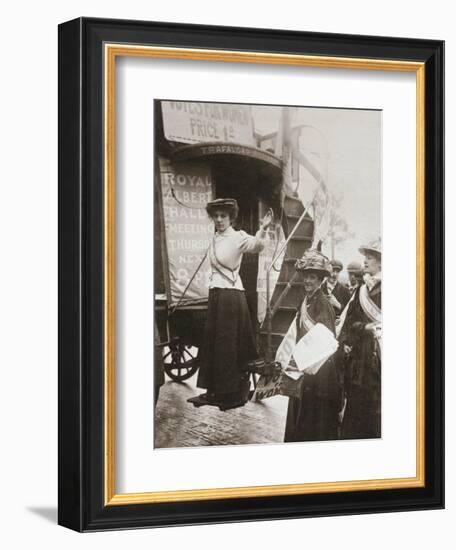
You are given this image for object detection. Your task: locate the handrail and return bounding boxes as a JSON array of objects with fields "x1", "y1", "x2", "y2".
[{"x1": 265, "y1": 178, "x2": 325, "y2": 361}]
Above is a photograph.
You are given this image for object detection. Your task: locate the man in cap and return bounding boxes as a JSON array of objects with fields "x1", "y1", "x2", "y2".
[
  {"x1": 337, "y1": 239, "x2": 381, "y2": 440},
  {"x1": 321, "y1": 259, "x2": 351, "y2": 318},
  {"x1": 347, "y1": 261, "x2": 364, "y2": 295}
]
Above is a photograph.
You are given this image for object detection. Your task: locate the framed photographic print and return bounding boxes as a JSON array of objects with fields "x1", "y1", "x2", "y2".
[{"x1": 58, "y1": 17, "x2": 444, "y2": 531}]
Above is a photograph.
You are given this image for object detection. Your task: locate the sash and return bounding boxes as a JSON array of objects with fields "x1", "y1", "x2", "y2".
[
  {"x1": 274, "y1": 293, "x2": 316, "y2": 370},
  {"x1": 336, "y1": 284, "x2": 381, "y2": 338},
  {"x1": 209, "y1": 237, "x2": 240, "y2": 286},
  {"x1": 300, "y1": 296, "x2": 316, "y2": 335},
  {"x1": 336, "y1": 291, "x2": 356, "y2": 338},
  {"x1": 275, "y1": 313, "x2": 298, "y2": 368},
  {"x1": 359, "y1": 284, "x2": 382, "y2": 359},
  {"x1": 359, "y1": 284, "x2": 381, "y2": 323}
]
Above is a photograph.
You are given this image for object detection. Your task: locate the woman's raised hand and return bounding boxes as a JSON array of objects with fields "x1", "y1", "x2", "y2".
[{"x1": 261, "y1": 208, "x2": 274, "y2": 230}]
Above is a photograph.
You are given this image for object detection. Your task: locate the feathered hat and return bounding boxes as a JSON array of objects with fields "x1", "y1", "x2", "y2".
[{"x1": 295, "y1": 249, "x2": 331, "y2": 277}]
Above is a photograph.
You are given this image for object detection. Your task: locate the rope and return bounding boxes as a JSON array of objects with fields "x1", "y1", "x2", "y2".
[
  {"x1": 169, "y1": 246, "x2": 210, "y2": 315},
  {"x1": 171, "y1": 187, "x2": 207, "y2": 211}
]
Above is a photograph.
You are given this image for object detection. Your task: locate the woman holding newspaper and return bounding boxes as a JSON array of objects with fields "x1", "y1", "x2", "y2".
[{"x1": 283, "y1": 249, "x2": 343, "y2": 442}]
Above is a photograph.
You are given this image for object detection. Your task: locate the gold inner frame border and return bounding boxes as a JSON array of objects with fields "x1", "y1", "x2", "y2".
[{"x1": 103, "y1": 44, "x2": 426, "y2": 506}]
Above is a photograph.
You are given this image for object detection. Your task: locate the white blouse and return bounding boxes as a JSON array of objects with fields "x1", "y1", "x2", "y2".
[{"x1": 208, "y1": 226, "x2": 266, "y2": 290}]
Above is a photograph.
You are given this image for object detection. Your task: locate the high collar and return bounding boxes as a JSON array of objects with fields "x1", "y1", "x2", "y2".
[
  {"x1": 215, "y1": 225, "x2": 235, "y2": 237},
  {"x1": 365, "y1": 271, "x2": 382, "y2": 291},
  {"x1": 326, "y1": 279, "x2": 338, "y2": 292},
  {"x1": 306, "y1": 287, "x2": 323, "y2": 304}
]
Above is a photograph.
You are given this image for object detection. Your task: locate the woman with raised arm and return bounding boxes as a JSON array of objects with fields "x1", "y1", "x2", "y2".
[{"x1": 194, "y1": 198, "x2": 273, "y2": 409}]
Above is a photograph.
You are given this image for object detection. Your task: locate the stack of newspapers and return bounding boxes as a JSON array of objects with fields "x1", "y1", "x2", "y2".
[{"x1": 285, "y1": 323, "x2": 339, "y2": 379}]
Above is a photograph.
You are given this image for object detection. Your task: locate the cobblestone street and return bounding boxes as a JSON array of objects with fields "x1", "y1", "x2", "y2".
[{"x1": 154, "y1": 375, "x2": 289, "y2": 448}]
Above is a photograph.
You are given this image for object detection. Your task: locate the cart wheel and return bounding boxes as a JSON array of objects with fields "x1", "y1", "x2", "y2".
[{"x1": 163, "y1": 341, "x2": 199, "y2": 382}]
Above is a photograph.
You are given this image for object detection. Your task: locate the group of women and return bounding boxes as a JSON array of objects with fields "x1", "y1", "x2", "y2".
[
  {"x1": 194, "y1": 197, "x2": 382, "y2": 442},
  {"x1": 281, "y1": 244, "x2": 382, "y2": 442}
]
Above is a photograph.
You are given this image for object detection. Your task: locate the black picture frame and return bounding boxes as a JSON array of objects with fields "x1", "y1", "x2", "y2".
[{"x1": 58, "y1": 17, "x2": 444, "y2": 532}]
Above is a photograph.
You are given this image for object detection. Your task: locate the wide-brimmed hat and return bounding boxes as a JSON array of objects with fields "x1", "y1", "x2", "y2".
[
  {"x1": 295, "y1": 249, "x2": 331, "y2": 277},
  {"x1": 205, "y1": 198, "x2": 239, "y2": 219},
  {"x1": 359, "y1": 238, "x2": 382, "y2": 257}
]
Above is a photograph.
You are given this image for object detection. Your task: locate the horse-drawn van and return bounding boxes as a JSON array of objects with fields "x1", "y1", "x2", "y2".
[{"x1": 154, "y1": 101, "x2": 319, "y2": 388}]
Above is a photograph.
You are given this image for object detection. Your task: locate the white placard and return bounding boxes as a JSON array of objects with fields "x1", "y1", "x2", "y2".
[{"x1": 161, "y1": 100, "x2": 255, "y2": 146}]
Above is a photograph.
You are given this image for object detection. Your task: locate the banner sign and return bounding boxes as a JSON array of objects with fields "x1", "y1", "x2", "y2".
[
  {"x1": 256, "y1": 224, "x2": 286, "y2": 323},
  {"x1": 173, "y1": 143, "x2": 282, "y2": 168},
  {"x1": 161, "y1": 101, "x2": 255, "y2": 146},
  {"x1": 252, "y1": 370, "x2": 283, "y2": 401},
  {"x1": 159, "y1": 158, "x2": 214, "y2": 305},
  {"x1": 253, "y1": 316, "x2": 297, "y2": 401}
]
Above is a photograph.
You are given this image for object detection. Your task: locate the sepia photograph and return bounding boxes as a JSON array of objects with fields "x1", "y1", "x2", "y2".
[{"x1": 154, "y1": 99, "x2": 382, "y2": 449}]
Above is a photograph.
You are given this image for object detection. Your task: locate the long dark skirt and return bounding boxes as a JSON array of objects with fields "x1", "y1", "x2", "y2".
[
  {"x1": 284, "y1": 359, "x2": 340, "y2": 442},
  {"x1": 197, "y1": 288, "x2": 257, "y2": 396},
  {"x1": 341, "y1": 334, "x2": 381, "y2": 440},
  {"x1": 342, "y1": 385, "x2": 381, "y2": 439}
]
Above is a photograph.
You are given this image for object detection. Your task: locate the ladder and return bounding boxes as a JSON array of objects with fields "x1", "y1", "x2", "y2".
[{"x1": 259, "y1": 194, "x2": 314, "y2": 356}]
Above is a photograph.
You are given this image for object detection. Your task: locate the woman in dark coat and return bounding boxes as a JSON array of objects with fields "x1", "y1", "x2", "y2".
[
  {"x1": 195, "y1": 198, "x2": 272, "y2": 409},
  {"x1": 338, "y1": 239, "x2": 382, "y2": 439},
  {"x1": 283, "y1": 250, "x2": 342, "y2": 442}
]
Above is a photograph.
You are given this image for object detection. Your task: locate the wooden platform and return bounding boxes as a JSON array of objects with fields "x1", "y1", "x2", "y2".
[{"x1": 154, "y1": 375, "x2": 288, "y2": 448}]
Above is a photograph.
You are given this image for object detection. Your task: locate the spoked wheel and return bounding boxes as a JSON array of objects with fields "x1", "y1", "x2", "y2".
[{"x1": 163, "y1": 339, "x2": 199, "y2": 382}]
